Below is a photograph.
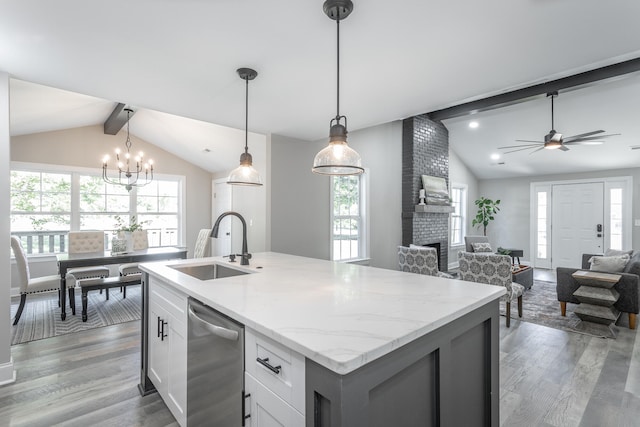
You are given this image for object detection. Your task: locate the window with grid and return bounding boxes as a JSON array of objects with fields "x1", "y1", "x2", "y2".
[
  {"x1": 331, "y1": 175, "x2": 364, "y2": 261},
  {"x1": 450, "y1": 185, "x2": 466, "y2": 246},
  {"x1": 10, "y1": 170, "x2": 71, "y2": 254},
  {"x1": 136, "y1": 180, "x2": 180, "y2": 247},
  {"x1": 10, "y1": 163, "x2": 184, "y2": 253}
]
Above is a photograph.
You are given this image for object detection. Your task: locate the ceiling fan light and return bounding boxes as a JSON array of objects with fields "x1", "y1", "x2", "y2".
[{"x1": 544, "y1": 140, "x2": 562, "y2": 150}]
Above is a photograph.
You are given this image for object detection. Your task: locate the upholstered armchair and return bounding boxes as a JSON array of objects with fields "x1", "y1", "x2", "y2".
[
  {"x1": 457, "y1": 251, "x2": 525, "y2": 327},
  {"x1": 398, "y1": 246, "x2": 454, "y2": 278}
]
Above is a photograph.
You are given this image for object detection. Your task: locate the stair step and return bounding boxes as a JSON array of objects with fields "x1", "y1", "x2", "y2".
[
  {"x1": 574, "y1": 286, "x2": 620, "y2": 306},
  {"x1": 575, "y1": 304, "x2": 620, "y2": 325}
]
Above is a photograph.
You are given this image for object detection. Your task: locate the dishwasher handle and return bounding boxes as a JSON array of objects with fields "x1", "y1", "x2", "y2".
[{"x1": 188, "y1": 305, "x2": 239, "y2": 341}]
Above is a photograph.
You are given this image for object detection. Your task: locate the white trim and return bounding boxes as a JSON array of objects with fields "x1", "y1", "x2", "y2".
[
  {"x1": 530, "y1": 176, "x2": 633, "y2": 268},
  {"x1": 0, "y1": 358, "x2": 16, "y2": 386}
]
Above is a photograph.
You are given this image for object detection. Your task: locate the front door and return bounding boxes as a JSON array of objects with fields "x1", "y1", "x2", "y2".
[{"x1": 551, "y1": 182, "x2": 604, "y2": 269}]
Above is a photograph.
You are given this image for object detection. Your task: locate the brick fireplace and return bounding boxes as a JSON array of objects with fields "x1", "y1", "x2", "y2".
[{"x1": 402, "y1": 114, "x2": 450, "y2": 271}]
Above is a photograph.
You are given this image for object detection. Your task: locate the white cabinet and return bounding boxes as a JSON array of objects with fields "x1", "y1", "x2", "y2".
[
  {"x1": 245, "y1": 373, "x2": 305, "y2": 427},
  {"x1": 244, "y1": 328, "x2": 305, "y2": 426},
  {"x1": 148, "y1": 277, "x2": 188, "y2": 427}
]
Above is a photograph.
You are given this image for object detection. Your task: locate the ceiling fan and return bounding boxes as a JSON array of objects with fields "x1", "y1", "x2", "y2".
[{"x1": 499, "y1": 91, "x2": 620, "y2": 155}]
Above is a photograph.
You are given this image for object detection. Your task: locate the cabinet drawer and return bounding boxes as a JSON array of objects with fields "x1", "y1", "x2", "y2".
[
  {"x1": 245, "y1": 372, "x2": 304, "y2": 427},
  {"x1": 245, "y1": 328, "x2": 305, "y2": 414}
]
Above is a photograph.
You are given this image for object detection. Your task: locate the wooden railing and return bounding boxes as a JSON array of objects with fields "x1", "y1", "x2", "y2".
[{"x1": 11, "y1": 229, "x2": 178, "y2": 255}]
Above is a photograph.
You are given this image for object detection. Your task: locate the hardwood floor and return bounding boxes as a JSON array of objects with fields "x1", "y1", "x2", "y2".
[{"x1": 1, "y1": 313, "x2": 638, "y2": 426}]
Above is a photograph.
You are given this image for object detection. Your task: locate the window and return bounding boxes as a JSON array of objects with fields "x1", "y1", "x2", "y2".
[
  {"x1": 10, "y1": 163, "x2": 184, "y2": 253},
  {"x1": 331, "y1": 174, "x2": 366, "y2": 261},
  {"x1": 536, "y1": 190, "x2": 549, "y2": 259},
  {"x1": 610, "y1": 188, "x2": 623, "y2": 250},
  {"x1": 450, "y1": 185, "x2": 466, "y2": 246},
  {"x1": 136, "y1": 180, "x2": 180, "y2": 247}
]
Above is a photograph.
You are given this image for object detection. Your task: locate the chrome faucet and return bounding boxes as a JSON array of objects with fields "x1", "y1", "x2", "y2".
[{"x1": 211, "y1": 211, "x2": 251, "y2": 266}]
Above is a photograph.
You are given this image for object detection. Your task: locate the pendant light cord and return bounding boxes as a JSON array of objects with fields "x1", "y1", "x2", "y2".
[
  {"x1": 336, "y1": 11, "x2": 341, "y2": 121},
  {"x1": 245, "y1": 76, "x2": 249, "y2": 154}
]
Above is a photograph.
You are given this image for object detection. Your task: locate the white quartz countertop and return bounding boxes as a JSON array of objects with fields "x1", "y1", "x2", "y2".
[{"x1": 140, "y1": 252, "x2": 504, "y2": 375}]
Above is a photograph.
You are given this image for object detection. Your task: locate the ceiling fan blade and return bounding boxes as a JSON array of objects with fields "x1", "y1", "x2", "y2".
[
  {"x1": 503, "y1": 146, "x2": 538, "y2": 154},
  {"x1": 563, "y1": 133, "x2": 620, "y2": 143},
  {"x1": 564, "y1": 140, "x2": 604, "y2": 146},
  {"x1": 631, "y1": 145, "x2": 640, "y2": 150},
  {"x1": 515, "y1": 139, "x2": 545, "y2": 144},
  {"x1": 498, "y1": 143, "x2": 541, "y2": 149},
  {"x1": 562, "y1": 130, "x2": 605, "y2": 141},
  {"x1": 559, "y1": 145, "x2": 570, "y2": 151},
  {"x1": 528, "y1": 146, "x2": 546, "y2": 155}
]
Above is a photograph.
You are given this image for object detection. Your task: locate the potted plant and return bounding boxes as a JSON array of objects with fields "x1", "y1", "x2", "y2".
[
  {"x1": 471, "y1": 197, "x2": 501, "y2": 236},
  {"x1": 113, "y1": 215, "x2": 147, "y2": 252}
]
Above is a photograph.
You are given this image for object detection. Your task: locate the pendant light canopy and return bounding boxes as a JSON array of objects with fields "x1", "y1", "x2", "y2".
[
  {"x1": 227, "y1": 67, "x2": 263, "y2": 186},
  {"x1": 312, "y1": 0, "x2": 364, "y2": 176}
]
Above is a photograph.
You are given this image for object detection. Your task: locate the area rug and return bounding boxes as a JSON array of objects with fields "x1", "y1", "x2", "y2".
[
  {"x1": 10, "y1": 285, "x2": 141, "y2": 345},
  {"x1": 500, "y1": 279, "x2": 631, "y2": 338}
]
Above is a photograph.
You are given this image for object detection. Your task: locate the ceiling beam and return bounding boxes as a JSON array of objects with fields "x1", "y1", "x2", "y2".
[
  {"x1": 103, "y1": 103, "x2": 135, "y2": 135},
  {"x1": 427, "y1": 57, "x2": 640, "y2": 121}
]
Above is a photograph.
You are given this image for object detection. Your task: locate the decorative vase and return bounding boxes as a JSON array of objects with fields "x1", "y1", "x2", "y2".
[{"x1": 117, "y1": 231, "x2": 134, "y2": 252}]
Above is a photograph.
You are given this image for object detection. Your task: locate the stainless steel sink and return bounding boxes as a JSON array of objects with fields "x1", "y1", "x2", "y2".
[{"x1": 169, "y1": 263, "x2": 249, "y2": 280}]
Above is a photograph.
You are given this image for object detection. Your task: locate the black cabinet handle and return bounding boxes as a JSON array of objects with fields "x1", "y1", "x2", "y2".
[
  {"x1": 157, "y1": 316, "x2": 161, "y2": 338},
  {"x1": 160, "y1": 320, "x2": 168, "y2": 341},
  {"x1": 242, "y1": 392, "x2": 251, "y2": 426},
  {"x1": 256, "y1": 357, "x2": 281, "y2": 374}
]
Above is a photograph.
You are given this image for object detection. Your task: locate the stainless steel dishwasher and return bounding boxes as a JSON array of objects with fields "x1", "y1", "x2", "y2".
[{"x1": 187, "y1": 297, "x2": 245, "y2": 426}]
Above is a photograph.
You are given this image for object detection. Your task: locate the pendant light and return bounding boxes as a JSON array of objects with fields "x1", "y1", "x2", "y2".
[
  {"x1": 312, "y1": 0, "x2": 364, "y2": 176},
  {"x1": 227, "y1": 68, "x2": 263, "y2": 186},
  {"x1": 101, "y1": 108, "x2": 154, "y2": 191}
]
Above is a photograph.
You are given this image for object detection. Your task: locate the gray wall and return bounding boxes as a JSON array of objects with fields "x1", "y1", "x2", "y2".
[
  {"x1": 271, "y1": 121, "x2": 403, "y2": 270},
  {"x1": 11, "y1": 124, "x2": 214, "y2": 257},
  {"x1": 478, "y1": 167, "x2": 640, "y2": 262}
]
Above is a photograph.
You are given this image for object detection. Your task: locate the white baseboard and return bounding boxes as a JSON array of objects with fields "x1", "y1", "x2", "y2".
[{"x1": 0, "y1": 357, "x2": 16, "y2": 386}]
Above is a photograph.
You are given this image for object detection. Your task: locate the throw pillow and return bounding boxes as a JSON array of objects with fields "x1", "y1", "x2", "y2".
[
  {"x1": 588, "y1": 254, "x2": 630, "y2": 273},
  {"x1": 472, "y1": 242, "x2": 493, "y2": 253},
  {"x1": 604, "y1": 248, "x2": 633, "y2": 257}
]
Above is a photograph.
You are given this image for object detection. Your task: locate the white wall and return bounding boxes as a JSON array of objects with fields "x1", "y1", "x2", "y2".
[
  {"x1": 0, "y1": 71, "x2": 15, "y2": 385},
  {"x1": 11, "y1": 125, "x2": 214, "y2": 257},
  {"x1": 479, "y1": 167, "x2": 640, "y2": 263},
  {"x1": 270, "y1": 121, "x2": 403, "y2": 270},
  {"x1": 448, "y1": 147, "x2": 480, "y2": 267}
]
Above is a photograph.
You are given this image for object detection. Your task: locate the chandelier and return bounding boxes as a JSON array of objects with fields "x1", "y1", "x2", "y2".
[{"x1": 101, "y1": 108, "x2": 154, "y2": 191}]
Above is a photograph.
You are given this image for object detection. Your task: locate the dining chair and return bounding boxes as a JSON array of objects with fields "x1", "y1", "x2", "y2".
[
  {"x1": 66, "y1": 231, "x2": 110, "y2": 309},
  {"x1": 397, "y1": 245, "x2": 454, "y2": 278},
  {"x1": 193, "y1": 228, "x2": 211, "y2": 258},
  {"x1": 10, "y1": 236, "x2": 61, "y2": 325},
  {"x1": 117, "y1": 230, "x2": 148, "y2": 298}
]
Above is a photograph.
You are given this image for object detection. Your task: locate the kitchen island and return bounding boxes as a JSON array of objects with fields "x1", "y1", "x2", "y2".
[{"x1": 139, "y1": 252, "x2": 504, "y2": 427}]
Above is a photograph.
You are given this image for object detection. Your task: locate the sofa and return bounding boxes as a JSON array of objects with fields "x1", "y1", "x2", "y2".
[{"x1": 556, "y1": 252, "x2": 639, "y2": 329}]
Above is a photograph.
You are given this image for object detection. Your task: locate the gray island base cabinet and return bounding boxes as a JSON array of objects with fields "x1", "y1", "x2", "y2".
[
  {"x1": 139, "y1": 253, "x2": 503, "y2": 427},
  {"x1": 306, "y1": 300, "x2": 499, "y2": 427}
]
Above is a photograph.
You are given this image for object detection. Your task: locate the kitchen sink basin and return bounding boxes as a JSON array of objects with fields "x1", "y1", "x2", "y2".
[{"x1": 170, "y1": 263, "x2": 249, "y2": 280}]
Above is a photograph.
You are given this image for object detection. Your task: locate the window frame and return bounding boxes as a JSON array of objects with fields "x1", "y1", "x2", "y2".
[
  {"x1": 329, "y1": 172, "x2": 368, "y2": 262},
  {"x1": 449, "y1": 183, "x2": 467, "y2": 247},
  {"x1": 10, "y1": 161, "x2": 186, "y2": 252}
]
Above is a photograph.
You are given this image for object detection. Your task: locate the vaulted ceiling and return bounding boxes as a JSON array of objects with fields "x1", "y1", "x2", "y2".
[{"x1": 3, "y1": 0, "x2": 640, "y2": 176}]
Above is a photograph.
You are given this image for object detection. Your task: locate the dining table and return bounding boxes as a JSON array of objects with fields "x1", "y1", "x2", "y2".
[{"x1": 56, "y1": 246, "x2": 188, "y2": 320}]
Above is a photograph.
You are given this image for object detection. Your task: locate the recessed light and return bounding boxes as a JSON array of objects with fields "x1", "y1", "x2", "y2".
[
  {"x1": 490, "y1": 153, "x2": 500, "y2": 160},
  {"x1": 203, "y1": 148, "x2": 211, "y2": 153},
  {"x1": 469, "y1": 121, "x2": 479, "y2": 129}
]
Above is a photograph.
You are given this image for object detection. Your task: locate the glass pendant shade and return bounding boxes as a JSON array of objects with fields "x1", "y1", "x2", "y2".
[
  {"x1": 227, "y1": 152, "x2": 263, "y2": 185},
  {"x1": 312, "y1": 123, "x2": 363, "y2": 175}
]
